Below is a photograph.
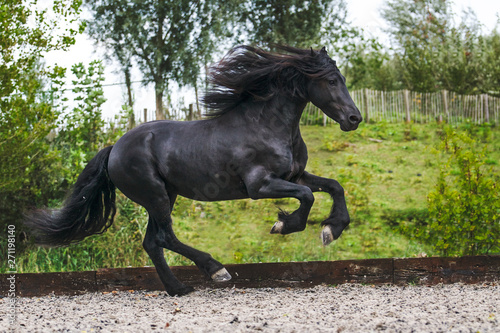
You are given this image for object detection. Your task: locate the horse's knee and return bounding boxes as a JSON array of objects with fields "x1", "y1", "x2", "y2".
[
  {"x1": 298, "y1": 186, "x2": 315, "y2": 206},
  {"x1": 326, "y1": 179, "x2": 345, "y2": 196}
]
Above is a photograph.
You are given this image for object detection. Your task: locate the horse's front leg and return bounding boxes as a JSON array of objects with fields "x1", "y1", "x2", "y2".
[
  {"x1": 245, "y1": 170, "x2": 315, "y2": 234},
  {"x1": 297, "y1": 171, "x2": 350, "y2": 245}
]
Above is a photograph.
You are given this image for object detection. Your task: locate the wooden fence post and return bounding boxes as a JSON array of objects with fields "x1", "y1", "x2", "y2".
[
  {"x1": 483, "y1": 94, "x2": 490, "y2": 124},
  {"x1": 143, "y1": 108, "x2": 148, "y2": 123},
  {"x1": 363, "y1": 88, "x2": 370, "y2": 123},
  {"x1": 404, "y1": 89, "x2": 411, "y2": 123},
  {"x1": 127, "y1": 110, "x2": 135, "y2": 130},
  {"x1": 188, "y1": 103, "x2": 194, "y2": 121},
  {"x1": 440, "y1": 90, "x2": 448, "y2": 123}
]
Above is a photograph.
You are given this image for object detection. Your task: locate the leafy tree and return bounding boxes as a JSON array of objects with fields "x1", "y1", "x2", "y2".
[
  {"x1": 53, "y1": 60, "x2": 108, "y2": 187},
  {"x1": 85, "y1": 0, "x2": 238, "y2": 120},
  {"x1": 85, "y1": 1, "x2": 136, "y2": 126},
  {"x1": 240, "y1": 0, "x2": 351, "y2": 49},
  {"x1": 0, "y1": 0, "x2": 84, "y2": 98},
  {"x1": 381, "y1": 0, "x2": 451, "y2": 92},
  {"x1": 341, "y1": 34, "x2": 402, "y2": 91},
  {"x1": 380, "y1": 0, "x2": 500, "y2": 95},
  {"x1": 381, "y1": 0, "x2": 450, "y2": 47},
  {"x1": 438, "y1": 30, "x2": 483, "y2": 94},
  {"x1": 0, "y1": 0, "x2": 84, "y2": 257},
  {"x1": 65, "y1": 61, "x2": 107, "y2": 154},
  {"x1": 436, "y1": 9, "x2": 488, "y2": 95},
  {"x1": 483, "y1": 29, "x2": 500, "y2": 96}
]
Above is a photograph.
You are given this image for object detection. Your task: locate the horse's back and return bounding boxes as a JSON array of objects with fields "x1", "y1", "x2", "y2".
[{"x1": 107, "y1": 119, "x2": 250, "y2": 202}]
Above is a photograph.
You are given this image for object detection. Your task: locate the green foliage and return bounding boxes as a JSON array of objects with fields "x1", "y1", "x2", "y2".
[
  {"x1": 0, "y1": 0, "x2": 83, "y2": 260},
  {"x1": 84, "y1": 0, "x2": 499, "y2": 97},
  {"x1": 16, "y1": 193, "x2": 152, "y2": 273},
  {"x1": 63, "y1": 61, "x2": 106, "y2": 150},
  {"x1": 483, "y1": 29, "x2": 500, "y2": 96},
  {"x1": 436, "y1": 10, "x2": 487, "y2": 95},
  {"x1": 397, "y1": 127, "x2": 500, "y2": 256},
  {"x1": 0, "y1": 61, "x2": 62, "y2": 226},
  {"x1": 0, "y1": 1, "x2": 124, "y2": 273},
  {"x1": 342, "y1": 35, "x2": 403, "y2": 91},
  {"x1": 425, "y1": 128, "x2": 499, "y2": 255},
  {"x1": 85, "y1": 0, "x2": 238, "y2": 118},
  {"x1": 339, "y1": 0, "x2": 500, "y2": 95},
  {"x1": 321, "y1": 139, "x2": 351, "y2": 152},
  {"x1": 48, "y1": 60, "x2": 107, "y2": 187},
  {"x1": 241, "y1": 0, "x2": 351, "y2": 50},
  {"x1": 382, "y1": 0, "x2": 450, "y2": 92},
  {"x1": 0, "y1": 0, "x2": 84, "y2": 97}
]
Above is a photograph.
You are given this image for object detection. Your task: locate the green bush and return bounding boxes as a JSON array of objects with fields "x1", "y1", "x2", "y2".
[{"x1": 419, "y1": 128, "x2": 499, "y2": 255}]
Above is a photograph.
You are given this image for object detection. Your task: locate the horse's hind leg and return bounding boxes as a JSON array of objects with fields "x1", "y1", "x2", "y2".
[
  {"x1": 141, "y1": 188, "x2": 231, "y2": 293},
  {"x1": 142, "y1": 216, "x2": 194, "y2": 296},
  {"x1": 112, "y1": 170, "x2": 230, "y2": 295}
]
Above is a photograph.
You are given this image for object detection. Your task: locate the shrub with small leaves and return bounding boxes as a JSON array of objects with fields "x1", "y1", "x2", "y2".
[{"x1": 422, "y1": 127, "x2": 499, "y2": 256}]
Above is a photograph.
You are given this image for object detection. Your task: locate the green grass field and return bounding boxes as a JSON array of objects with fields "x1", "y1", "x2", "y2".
[{"x1": 13, "y1": 122, "x2": 500, "y2": 273}]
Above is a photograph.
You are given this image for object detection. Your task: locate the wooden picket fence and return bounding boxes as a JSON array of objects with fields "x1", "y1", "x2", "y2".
[
  {"x1": 133, "y1": 89, "x2": 500, "y2": 126},
  {"x1": 301, "y1": 89, "x2": 500, "y2": 126}
]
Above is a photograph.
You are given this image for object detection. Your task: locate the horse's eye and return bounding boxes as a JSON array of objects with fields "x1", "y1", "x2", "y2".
[{"x1": 329, "y1": 79, "x2": 337, "y2": 86}]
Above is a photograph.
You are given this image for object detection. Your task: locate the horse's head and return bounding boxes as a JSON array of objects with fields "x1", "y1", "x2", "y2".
[{"x1": 307, "y1": 47, "x2": 362, "y2": 131}]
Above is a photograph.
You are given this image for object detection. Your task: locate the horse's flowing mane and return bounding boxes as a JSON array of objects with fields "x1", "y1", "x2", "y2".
[{"x1": 202, "y1": 45, "x2": 338, "y2": 117}]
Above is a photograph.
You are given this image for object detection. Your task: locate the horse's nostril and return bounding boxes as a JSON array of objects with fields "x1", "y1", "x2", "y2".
[{"x1": 349, "y1": 115, "x2": 361, "y2": 124}]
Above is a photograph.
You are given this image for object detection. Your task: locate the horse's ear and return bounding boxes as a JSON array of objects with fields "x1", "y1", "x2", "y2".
[
  {"x1": 310, "y1": 47, "x2": 315, "y2": 56},
  {"x1": 320, "y1": 46, "x2": 327, "y2": 54}
]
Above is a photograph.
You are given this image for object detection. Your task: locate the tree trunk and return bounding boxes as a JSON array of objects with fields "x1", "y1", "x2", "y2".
[
  {"x1": 195, "y1": 84, "x2": 201, "y2": 118},
  {"x1": 125, "y1": 67, "x2": 135, "y2": 129},
  {"x1": 188, "y1": 103, "x2": 194, "y2": 121},
  {"x1": 155, "y1": 81, "x2": 164, "y2": 120}
]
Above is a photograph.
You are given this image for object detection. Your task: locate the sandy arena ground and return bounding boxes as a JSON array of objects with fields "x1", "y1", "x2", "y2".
[{"x1": 1, "y1": 283, "x2": 499, "y2": 332}]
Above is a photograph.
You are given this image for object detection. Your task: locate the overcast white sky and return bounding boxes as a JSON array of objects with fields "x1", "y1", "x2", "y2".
[{"x1": 44, "y1": 0, "x2": 500, "y2": 120}]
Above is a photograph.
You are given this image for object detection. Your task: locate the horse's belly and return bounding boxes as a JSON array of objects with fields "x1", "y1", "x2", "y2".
[{"x1": 168, "y1": 170, "x2": 249, "y2": 202}]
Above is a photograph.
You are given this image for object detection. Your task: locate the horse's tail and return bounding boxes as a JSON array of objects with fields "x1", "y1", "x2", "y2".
[{"x1": 24, "y1": 146, "x2": 116, "y2": 246}]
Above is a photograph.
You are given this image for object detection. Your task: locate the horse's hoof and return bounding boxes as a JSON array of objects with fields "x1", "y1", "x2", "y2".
[
  {"x1": 321, "y1": 225, "x2": 334, "y2": 246},
  {"x1": 211, "y1": 268, "x2": 232, "y2": 282},
  {"x1": 270, "y1": 221, "x2": 284, "y2": 234}
]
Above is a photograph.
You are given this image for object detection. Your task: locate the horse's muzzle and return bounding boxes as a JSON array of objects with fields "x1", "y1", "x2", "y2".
[{"x1": 340, "y1": 112, "x2": 362, "y2": 131}]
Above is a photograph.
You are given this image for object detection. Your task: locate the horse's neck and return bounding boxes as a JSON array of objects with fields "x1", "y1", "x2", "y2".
[{"x1": 249, "y1": 95, "x2": 307, "y2": 136}]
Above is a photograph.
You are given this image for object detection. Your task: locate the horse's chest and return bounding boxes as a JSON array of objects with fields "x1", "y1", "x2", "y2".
[
  {"x1": 286, "y1": 139, "x2": 308, "y2": 180},
  {"x1": 281, "y1": 144, "x2": 307, "y2": 181},
  {"x1": 283, "y1": 160, "x2": 302, "y2": 181}
]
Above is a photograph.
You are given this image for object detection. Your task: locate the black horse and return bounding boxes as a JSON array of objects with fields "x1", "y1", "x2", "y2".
[{"x1": 25, "y1": 46, "x2": 362, "y2": 296}]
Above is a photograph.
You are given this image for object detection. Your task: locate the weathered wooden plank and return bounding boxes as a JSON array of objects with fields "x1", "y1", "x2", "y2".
[
  {"x1": 96, "y1": 267, "x2": 163, "y2": 292},
  {"x1": 0, "y1": 271, "x2": 97, "y2": 297},
  {"x1": 325, "y1": 259, "x2": 394, "y2": 285},
  {"x1": 95, "y1": 260, "x2": 394, "y2": 292},
  {"x1": 96, "y1": 265, "x2": 225, "y2": 292},
  {"x1": 225, "y1": 262, "x2": 324, "y2": 288},
  {"x1": 393, "y1": 255, "x2": 500, "y2": 285},
  {"x1": 1, "y1": 256, "x2": 498, "y2": 297}
]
